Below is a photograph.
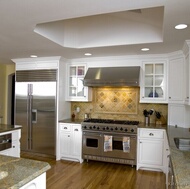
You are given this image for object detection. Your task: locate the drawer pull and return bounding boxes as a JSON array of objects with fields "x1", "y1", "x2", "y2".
[
  {"x1": 64, "y1": 127, "x2": 68, "y2": 130},
  {"x1": 74, "y1": 129, "x2": 78, "y2": 131},
  {"x1": 149, "y1": 133, "x2": 154, "y2": 136}
]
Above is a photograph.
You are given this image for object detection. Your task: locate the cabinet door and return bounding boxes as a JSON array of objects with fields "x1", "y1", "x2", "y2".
[
  {"x1": 71, "y1": 125, "x2": 82, "y2": 157},
  {"x1": 139, "y1": 139, "x2": 164, "y2": 166},
  {"x1": 140, "y1": 61, "x2": 167, "y2": 103},
  {"x1": 66, "y1": 64, "x2": 92, "y2": 102},
  {"x1": 185, "y1": 53, "x2": 190, "y2": 104},
  {"x1": 168, "y1": 57, "x2": 185, "y2": 103},
  {"x1": 60, "y1": 131, "x2": 71, "y2": 156}
]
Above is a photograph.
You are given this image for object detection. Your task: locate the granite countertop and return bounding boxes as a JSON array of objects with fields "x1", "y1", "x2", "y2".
[
  {"x1": 0, "y1": 155, "x2": 51, "y2": 188},
  {"x1": 0, "y1": 124, "x2": 22, "y2": 133},
  {"x1": 138, "y1": 122, "x2": 167, "y2": 129},
  {"x1": 59, "y1": 118, "x2": 84, "y2": 124},
  {"x1": 167, "y1": 126, "x2": 190, "y2": 189}
]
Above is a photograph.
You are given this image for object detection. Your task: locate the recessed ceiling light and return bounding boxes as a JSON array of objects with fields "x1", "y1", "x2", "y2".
[
  {"x1": 30, "y1": 55, "x2": 38, "y2": 58},
  {"x1": 84, "y1": 53, "x2": 92, "y2": 56},
  {"x1": 175, "y1": 24, "x2": 188, "y2": 30},
  {"x1": 141, "y1": 48, "x2": 150, "y2": 51}
]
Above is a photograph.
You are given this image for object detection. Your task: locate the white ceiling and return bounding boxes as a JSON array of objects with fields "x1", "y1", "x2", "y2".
[{"x1": 0, "y1": 0, "x2": 190, "y2": 64}]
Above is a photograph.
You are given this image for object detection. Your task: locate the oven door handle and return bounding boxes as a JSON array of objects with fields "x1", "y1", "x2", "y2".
[
  {"x1": 129, "y1": 136, "x2": 137, "y2": 139},
  {"x1": 83, "y1": 132, "x2": 102, "y2": 137}
]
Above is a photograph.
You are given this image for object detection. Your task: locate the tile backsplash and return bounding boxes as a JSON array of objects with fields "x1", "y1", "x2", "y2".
[{"x1": 71, "y1": 87, "x2": 168, "y2": 124}]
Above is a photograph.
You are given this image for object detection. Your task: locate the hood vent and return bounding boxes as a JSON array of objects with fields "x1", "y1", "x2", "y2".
[{"x1": 83, "y1": 66, "x2": 140, "y2": 87}]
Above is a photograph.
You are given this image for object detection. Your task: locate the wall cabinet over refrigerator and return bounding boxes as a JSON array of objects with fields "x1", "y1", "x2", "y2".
[
  {"x1": 140, "y1": 61, "x2": 168, "y2": 103},
  {"x1": 66, "y1": 63, "x2": 92, "y2": 102}
]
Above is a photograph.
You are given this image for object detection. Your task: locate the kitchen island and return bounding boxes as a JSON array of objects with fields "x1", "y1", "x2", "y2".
[
  {"x1": 0, "y1": 124, "x2": 51, "y2": 188},
  {"x1": 0, "y1": 155, "x2": 51, "y2": 188},
  {"x1": 0, "y1": 123, "x2": 22, "y2": 133}
]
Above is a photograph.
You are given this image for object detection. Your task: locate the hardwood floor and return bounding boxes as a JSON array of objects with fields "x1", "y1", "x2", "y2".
[{"x1": 21, "y1": 152, "x2": 166, "y2": 189}]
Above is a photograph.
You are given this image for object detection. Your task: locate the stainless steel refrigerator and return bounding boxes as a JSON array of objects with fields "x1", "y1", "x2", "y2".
[{"x1": 15, "y1": 70, "x2": 57, "y2": 157}]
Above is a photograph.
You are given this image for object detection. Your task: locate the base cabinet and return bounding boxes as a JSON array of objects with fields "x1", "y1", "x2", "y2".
[
  {"x1": 20, "y1": 172, "x2": 46, "y2": 189},
  {"x1": 137, "y1": 128, "x2": 168, "y2": 173},
  {"x1": 60, "y1": 123, "x2": 83, "y2": 163},
  {"x1": 138, "y1": 139, "x2": 164, "y2": 166},
  {"x1": 0, "y1": 129, "x2": 21, "y2": 158}
]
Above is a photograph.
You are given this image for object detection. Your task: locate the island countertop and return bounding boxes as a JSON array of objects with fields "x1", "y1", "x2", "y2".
[
  {"x1": 0, "y1": 124, "x2": 22, "y2": 133},
  {"x1": 0, "y1": 155, "x2": 51, "y2": 188},
  {"x1": 167, "y1": 126, "x2": 190, "y2": 189}
]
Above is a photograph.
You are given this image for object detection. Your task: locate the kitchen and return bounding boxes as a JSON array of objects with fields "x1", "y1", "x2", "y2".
[{"x1": 0, "y1": 0, "x2": 190, "y2": 188}]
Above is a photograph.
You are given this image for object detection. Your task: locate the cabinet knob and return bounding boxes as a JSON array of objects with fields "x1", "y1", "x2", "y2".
[
  {"x1": 68, "y1": 135, "x2": 70, "y2": 137},
  {"x1": 187, "y1": 97, "x2": 189, "y2": 99},
  {"x1": 149, "y1": 133, "x2": 154, "y2": 136},
  {"x1": 64, "y1": 127, "x2": 67, "y2": 130},
  {"x1": 169, "y1": 97, "x2": 171, "y2": 99}
]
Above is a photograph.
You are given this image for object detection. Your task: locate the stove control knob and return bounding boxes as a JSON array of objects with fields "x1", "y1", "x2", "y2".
[
  {"x1": 120, "y1": 128, "x2": 123, "y2": 131},
  {"x1": 124, "y1": 128, "x2": 128, "y2": 132},
  {"x1": 103, "y1": 127, "x2": 106, "y2": 130},
  {"x1": 115, "y1": 127, "x2": 118, "y2": 131},
  {"x1": 93, "y1": 126, "x2": 96, "y2": 129},
  {"x1": 131, "y1": 129, "x2": 134, "y2": 132},
  {"x1": 83, "y1": 126, "x2": 87, "y2": 129},
  {"x1": 110, "y1": 128, "x2": 113, "y2": 131},
  {"x1": 97, "y1": 127, "x2": 100, "y2": 130},
  {"x1": 106, "y1": 127, "x2": 109, "y2": 130},
  {"x1": 89, "y1": 126, "x2": 92, "y2": 129}
]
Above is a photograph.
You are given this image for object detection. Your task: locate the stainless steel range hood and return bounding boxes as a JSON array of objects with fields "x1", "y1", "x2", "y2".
[{"x1": 83, "y1": 67, "x2": 140, "y2": 87}]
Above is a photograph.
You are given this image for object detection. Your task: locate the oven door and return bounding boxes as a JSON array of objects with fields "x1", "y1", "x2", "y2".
[
  {"x1": 82, "y1": 131, "x2": 102, "y2": 157},
  {"x1": 102, "y1": 133, "x2": 137, "y2": 160}
]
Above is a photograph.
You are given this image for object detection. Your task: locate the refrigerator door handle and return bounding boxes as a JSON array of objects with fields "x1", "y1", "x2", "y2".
[{"x1": 32, "y1": 109, "x2": 37, "y2": 124}]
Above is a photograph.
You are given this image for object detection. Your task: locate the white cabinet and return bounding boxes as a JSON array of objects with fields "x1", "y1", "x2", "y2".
[
  {"x1": 168, "y1": 55, "x2": 185, "y2": 103},
  {"x1": 137, "y1": 128, "x2": 168, "y2": 173},
  {"x1": 183, "y1": 40, "x2": 190, "y2": 105},
  {"x1": 140, "y1": 61, "x2": 168, "y2": 103},
  {"x1": 60, "y1": 123, "x2": 83, "y2": 163},
  {"x1": 0, "y1": 129, "x2": 21, "y2": 158},
  {"x1": 20, "y1": 172, "x2": 46, "y2": 189},
  {"x1": 168, "y1": 104, "x2": 190, "y2": 128},
  {"x1": 65, "y1": 63, "x2": 92, "y2": 101},
  {"x1": 13, "y1": 56, "x2": 60, "y2": 70}
]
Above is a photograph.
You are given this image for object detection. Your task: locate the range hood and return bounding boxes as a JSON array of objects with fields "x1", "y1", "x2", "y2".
[{"x1": 83, "y1": 66, "x2": 140, "y2": 87}]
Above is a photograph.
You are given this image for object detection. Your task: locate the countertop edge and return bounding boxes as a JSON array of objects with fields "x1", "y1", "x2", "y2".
[{"x1": 11, "y1": 162, "x2": 51, "y2": 188}]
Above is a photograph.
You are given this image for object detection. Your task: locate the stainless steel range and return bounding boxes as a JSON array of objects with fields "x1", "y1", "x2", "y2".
[{"x1": 81, "y1": 119, "x2": 139, "y2": 166}]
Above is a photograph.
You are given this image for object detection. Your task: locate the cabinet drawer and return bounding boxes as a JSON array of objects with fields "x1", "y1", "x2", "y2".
[
  {"x1": 60, "y1": 124, "x2": 71, "y2": 132},
  {"x1": 139, "y1": 129, "x2": 164, "y2": 139}
]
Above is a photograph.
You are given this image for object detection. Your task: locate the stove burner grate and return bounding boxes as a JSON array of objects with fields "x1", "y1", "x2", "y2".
[{"x1": 83, "y1": 118, "x2": 139, "y2": 125}]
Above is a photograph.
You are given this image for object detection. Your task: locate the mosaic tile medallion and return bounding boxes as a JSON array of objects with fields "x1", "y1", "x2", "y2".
[{"x1": 94, "y1": 88, "x2": 138, "y2": 114}]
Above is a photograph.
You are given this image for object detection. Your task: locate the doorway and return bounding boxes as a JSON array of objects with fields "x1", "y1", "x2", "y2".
[{"x1": 7, "y1": 73, "x2": 15, "y2": 125}]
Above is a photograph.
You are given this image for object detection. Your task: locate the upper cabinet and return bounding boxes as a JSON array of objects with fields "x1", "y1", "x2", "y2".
[
  {"x1": 140, "y1": 61, "x2": 168, "y2": 103},
  {"x1": 183, "y1": 40, "x2": 190, "y2": 105},
  {"x1": 168, "y1": 53, "x2": 185, "y2": 104},
  {"x1": 65, "y1": 63, "x2": 92, "y2": 102}
]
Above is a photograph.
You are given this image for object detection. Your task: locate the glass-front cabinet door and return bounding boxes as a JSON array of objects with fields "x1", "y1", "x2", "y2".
[
  {"x1": 140, "y1": 61, "x2": 167, "y2": 103},
  {"x1": 66, "y1": 63, "x2": 92, "y2": 102},
  {"x1": 69, "y1": 66, "x2": 85, "y2": 97}
]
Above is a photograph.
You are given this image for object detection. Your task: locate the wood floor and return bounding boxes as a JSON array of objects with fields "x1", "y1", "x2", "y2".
[{"x1": 21, "y1": 152, "x2": 166, "y2": 189}]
